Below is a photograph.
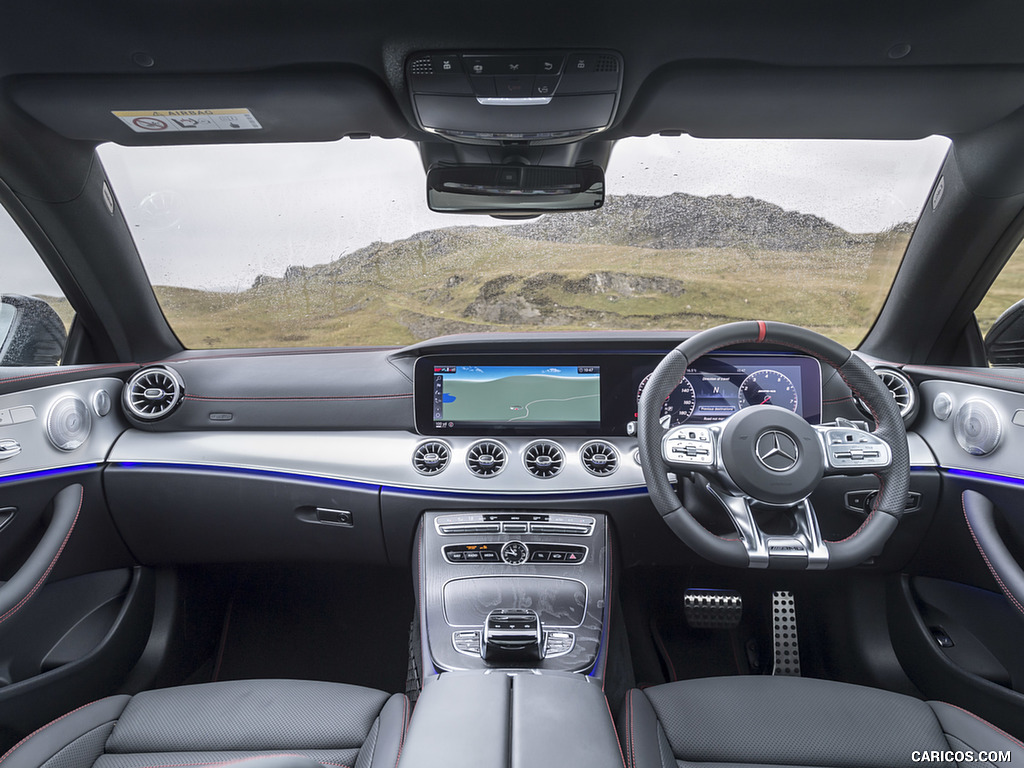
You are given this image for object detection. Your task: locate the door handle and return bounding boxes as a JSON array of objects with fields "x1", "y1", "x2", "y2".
[
  {"x1": 962, "y1": 490, "x2": 1024, "y2": 617},
  {"x1": 0, "y1": 438, "x2": 21, "y2": 460}
]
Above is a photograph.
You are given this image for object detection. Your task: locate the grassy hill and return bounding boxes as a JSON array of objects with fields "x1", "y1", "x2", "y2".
[{"x1": 149, "y1": 193, "x2": 910, "y2": 349}]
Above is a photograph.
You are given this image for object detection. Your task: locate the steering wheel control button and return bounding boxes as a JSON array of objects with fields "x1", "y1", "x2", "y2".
[
  {"x1": 720, "y1": 407, "x2": 824, "y2": 506},
  {"x1": 819, "y1": 427, "x2": 892, "y2": 471},
  {"x1": 663, "y1": 425, "x2": 715, "y2": 466},
  {"x1": 500, "y1": 540, "x2": 529, "y2": 565}
]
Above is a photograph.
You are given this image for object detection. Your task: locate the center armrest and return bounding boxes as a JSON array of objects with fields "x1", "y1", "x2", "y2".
[{"x1": 398, "y1": 671, "x2": 624, "y2": 768}]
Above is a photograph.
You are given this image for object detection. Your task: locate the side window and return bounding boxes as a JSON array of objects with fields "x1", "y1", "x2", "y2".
[{"x1": 0, "y1": 204, "x2": 73, "y2": 366}]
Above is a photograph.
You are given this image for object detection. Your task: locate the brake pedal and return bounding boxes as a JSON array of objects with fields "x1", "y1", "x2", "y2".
[
  {"x1": 684, "y1": 589, "x2": 743, "y2": 629},
  {"x1": 771, "y1": 590, "x2": 801, "y2": 676}
]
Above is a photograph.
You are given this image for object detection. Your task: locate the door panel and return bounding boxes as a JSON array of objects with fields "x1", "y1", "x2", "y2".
[{"x1": 0, "y1": 377, "x2": 151, "y2": 751}]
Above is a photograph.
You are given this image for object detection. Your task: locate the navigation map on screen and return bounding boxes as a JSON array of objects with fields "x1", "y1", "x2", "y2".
[{"x1": 432, "y1": 365, "x2": 600, "y2": 424}]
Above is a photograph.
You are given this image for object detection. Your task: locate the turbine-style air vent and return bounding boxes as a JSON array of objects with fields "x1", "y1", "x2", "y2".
[
  {"x1": 124, "y1": 366, "x2": 184, "y2": 421},
  {"x1": 413, "y1": 440, "x2": 451, "y2": 475},
  {"x1": 580, "y1": 440, "x2": 618, "y2": 477},
  {"x1": 466, "y1": 440, "x2": 507, "y2": 477},
  {"x1": 877, "y1": 369, "x2": 915, "y2": 417},
  {"x1": 523, "y1": 440, "x2": 565, "y2": 479}
]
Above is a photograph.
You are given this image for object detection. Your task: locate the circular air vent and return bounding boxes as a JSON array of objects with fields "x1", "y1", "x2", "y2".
[
  {"x1": 466, "y1": 440, "x2": 507, "y2": 477},
  {"x1": 857, "y1": 367, "x2": 917, "y2": 423},
  {"x1": 412, "y1": 440, "x2": 451, "y2": 475},
  {"x1": 876, "y1": 368, "x2": 917, "y2": 421},
  {"x1": 523, "y1": 440, "x2": 565, "y2": 479},
  {"x1": 46, "y1": 396, "x2": 91, "y2": 451},
  {"x1": 124, "y1": 366, "x2": 184, "y2": 421},
  {"x1": 580, "y1": 440, "x2": 619, "y2": 477}
]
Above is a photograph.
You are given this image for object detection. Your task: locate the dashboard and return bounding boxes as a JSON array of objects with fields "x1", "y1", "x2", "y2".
[{"x1": 414, "y1": 352, "x2": 823, "y2": 436}]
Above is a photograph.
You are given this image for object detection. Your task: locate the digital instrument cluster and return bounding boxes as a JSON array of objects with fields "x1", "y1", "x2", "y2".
[{"x1": 632, "y1": 356, "x2": 821, "y2": 427}]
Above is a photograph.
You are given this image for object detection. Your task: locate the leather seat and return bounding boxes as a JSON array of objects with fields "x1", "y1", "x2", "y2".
[
  {"x1": 620, "y1": 676, "x2": 1020, "y2": 768},
  {"x1": 0, "y1": 679, "x2": 408, "y2": 768}
]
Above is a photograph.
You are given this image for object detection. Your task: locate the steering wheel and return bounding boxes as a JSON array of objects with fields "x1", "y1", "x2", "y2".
[{"x1": 638, "y1": 321, "x2": 909, "y2": 570}]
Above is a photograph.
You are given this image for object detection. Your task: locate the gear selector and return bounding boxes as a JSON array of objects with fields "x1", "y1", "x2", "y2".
[{"x1": 481, "y1": 609, "x2": 542, "y2": 661}]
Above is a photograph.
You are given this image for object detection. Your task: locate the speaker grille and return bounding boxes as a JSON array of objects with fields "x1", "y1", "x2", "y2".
[
  {"x1": 953, "y1": 399, "x2": 1002, "y2": 456},
  {"x1": 46, "y1": 396, "x2": 91, "y2": 451}
]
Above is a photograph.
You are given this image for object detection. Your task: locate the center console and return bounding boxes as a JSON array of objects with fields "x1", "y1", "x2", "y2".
[{"x1": 416, "y1": 510, "x2": 610, "y2": 676}]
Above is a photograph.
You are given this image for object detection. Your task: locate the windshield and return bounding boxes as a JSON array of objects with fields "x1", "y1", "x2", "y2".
[{"x1": 97, "y1": 135, "x2": 949, "y2": 350}]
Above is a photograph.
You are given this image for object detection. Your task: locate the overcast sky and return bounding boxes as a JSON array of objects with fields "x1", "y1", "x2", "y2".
[{"x1": 7, "y1": 134, "x2": 949, "y2": 296}]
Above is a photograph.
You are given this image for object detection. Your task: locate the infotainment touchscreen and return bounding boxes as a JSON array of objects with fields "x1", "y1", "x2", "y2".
[{"x1": 430, "y1": 365, "x2": 600, "y2": 427}]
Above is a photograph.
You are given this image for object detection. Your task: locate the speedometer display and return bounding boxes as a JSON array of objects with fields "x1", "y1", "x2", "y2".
[
  {"x1": 738, "y1": 369, "x2": 799, "y2": 412},
  {"x1": 630, "y1": 354, "x2": 819, "y2": 427},
  {"x1": 637, "y1": 373, "x2": 696, "y2": 427}
]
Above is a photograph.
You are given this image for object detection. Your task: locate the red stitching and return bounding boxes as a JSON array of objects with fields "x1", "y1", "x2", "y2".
[
  {"x1": 604, "y1": 693, "x2": 627, "y2": 768},
  {"x1": 962, "y1": 495, "x2": 1024, "y2": 617},
  {"x1": 908, "y1": 365, "x2": 1024, "y2": 387},
  {"x1": 123, "y1": 757, "x2": 351, "y2": 768},
  {"x1": 0, "y1": 364, "x2": 135, "y2": 386},
  {"x1": 937, "y1": 702, "x2": 1024, "y2": 750},
  {"x1": 393, "y1": 695, "x2": 408, "y2": 768},
  {"x1": 0, "y1": 486, "x2": 83, "y2": 625},
  {"x1": 0, "y1": 696, "x2": 116, "y2": 765},
  {"x1": 651, "y1": 621, "x2": 678, "y2": 682},
  {"x1": 822, "y1": 396, "x2": 855, "y2": 404},
  {"x1": 601, "y1": 535, "x2": 613, "y2": 687},
  {"x1": 184, "y1": 394, "x2": 412, "y2": 402},
  {"x1": 622, "y1": 688, "x2": 630, "y2": 768}
]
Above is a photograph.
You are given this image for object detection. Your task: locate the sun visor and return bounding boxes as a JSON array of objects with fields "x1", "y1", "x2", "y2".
[
  {"x1": 7, "y1": 69, "x2": 409, "y2": 145},
  {"x1": 620, "y1": 65, "x2": 1024, "y2": 140}
]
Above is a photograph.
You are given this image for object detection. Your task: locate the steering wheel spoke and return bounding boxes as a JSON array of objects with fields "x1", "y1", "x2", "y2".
[
  {"x1": 705, "y1": 482, "x2": 829, "y2": 570},
  {"x1": 815, "y1": 424, "x2": 892, "y2": 475}
]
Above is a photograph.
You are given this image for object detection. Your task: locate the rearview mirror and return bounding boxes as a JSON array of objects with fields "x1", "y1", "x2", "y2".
[{"x1": 427, "y1": 164, "x2": 604, "y2": 215}]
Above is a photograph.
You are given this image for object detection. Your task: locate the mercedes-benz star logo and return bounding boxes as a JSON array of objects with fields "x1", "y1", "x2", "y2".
[{"x1": 754, "y1": 430, "x2": 800, "y2": 472}]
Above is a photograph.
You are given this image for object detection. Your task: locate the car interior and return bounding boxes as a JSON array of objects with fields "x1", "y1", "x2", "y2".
[{"x1": 2, "y1": 2, "x2": 1024, "y2": 767}]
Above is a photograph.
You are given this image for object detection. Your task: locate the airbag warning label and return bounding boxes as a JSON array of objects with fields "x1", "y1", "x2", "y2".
[{"x1": 112, "y1": 109, "x2": 262, "y2": 133}]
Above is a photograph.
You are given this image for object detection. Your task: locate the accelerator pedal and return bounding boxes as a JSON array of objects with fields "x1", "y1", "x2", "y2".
[
  {"x1": 771, "y1": 590, "x2": 801, "y2": 676},
  {"x1": 684, "y1": 589, "x2": 743, "y2": 629}
]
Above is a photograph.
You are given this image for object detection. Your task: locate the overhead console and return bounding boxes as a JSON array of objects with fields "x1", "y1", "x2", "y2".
[{"x1": 406, "y1": 50, "x2": 623, "y2": 144}]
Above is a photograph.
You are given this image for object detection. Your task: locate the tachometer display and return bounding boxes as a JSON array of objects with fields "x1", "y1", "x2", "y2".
[
  {"x1": 738, "y1": 369, "x2": 798, "y2": 412},
  {"x1": 637, "y1": 373, "x2": 697, "y2": 426}
]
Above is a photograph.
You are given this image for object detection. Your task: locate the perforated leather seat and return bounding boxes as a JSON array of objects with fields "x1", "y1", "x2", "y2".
[
  {"x1": 620, "y1": 676, "x2": 1020, "y2": 768},
  {"x1": 0, "y1": 679, "x2": 408, "y2": 768}
]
